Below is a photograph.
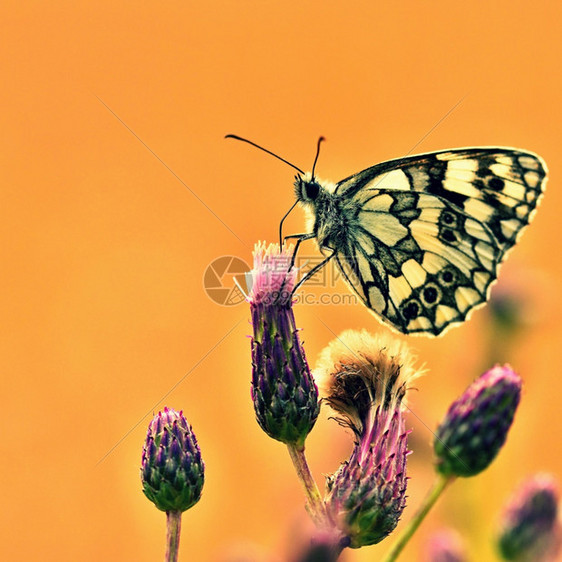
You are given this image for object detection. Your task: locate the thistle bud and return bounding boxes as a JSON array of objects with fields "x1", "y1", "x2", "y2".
[
  {"x1": 318, "y1": 330, "x2": 422, "y2": 547},
  {"x1": 434, "y1": 365, "x2": 521, "y2": 478},
  {"x1": 497, "y1": 474, "x2": 560, "y2": 561},
  {"x1": 141, "y1": 407, "x2": 204, "y2": 512},
  {"x1": 426, "y1": 529, "x2": 467, "y2": 562},
  {"x1": 296, "y1": 529, "x2": 348, "y2": 562},
  {"x1": 247, "y1": 242, "x2": 319, "y2": 447}
]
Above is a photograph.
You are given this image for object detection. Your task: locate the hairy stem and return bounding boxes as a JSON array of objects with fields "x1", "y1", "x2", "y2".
[
  {"x1": 287, "y1": 443, "x2": 328, "y2": 528},
  {"x1": 165, "y1": 510, "x2": 182, "y2": 562}
]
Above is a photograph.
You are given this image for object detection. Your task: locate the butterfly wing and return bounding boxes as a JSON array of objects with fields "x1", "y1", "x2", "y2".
[{"x1": 331, "y1": 148, "x2": 547, "y2": 335}]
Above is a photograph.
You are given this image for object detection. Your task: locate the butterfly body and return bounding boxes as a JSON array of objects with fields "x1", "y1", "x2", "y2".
[
  {"x1": 295, "y1": 174, "x2": 350, "y2": 249},
  {"x1": 293, "y1": 147, "x2": 547, "y2": 336}
]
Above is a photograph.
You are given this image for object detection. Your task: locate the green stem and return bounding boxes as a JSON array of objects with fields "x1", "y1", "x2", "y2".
[
  {"x1": 165, "y1": 510, "x2": 182, "y2": 562},
  {"x1": 287, "y1": 443, "x2": 328, "y2": 528},
  {"x1": 382, "y1": 474, "x2": 454, "y2": 562}
]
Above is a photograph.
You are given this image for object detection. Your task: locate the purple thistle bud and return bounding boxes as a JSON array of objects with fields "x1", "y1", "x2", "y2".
[
  {"x1": 247, "y1": 242, "x2": 320, "y2": 447},
  {"x1": 497, "y1": 473, "x2": 560, "y2": 561},
  {"x1": 141, "y1": 407, "x2": 204, "y2": 513},
  {"x1": 297, "y1": 529, "x2": 349, "y2": 562},
  {"x1": 318, "y1": 330, "x2": 422, "y2": 548},
  {"x1": 426, "y1": 529, "x2": 467, "y2": 562},
  {"x1": 434, "y1": 365, "x2": 521, "y2": 478}
]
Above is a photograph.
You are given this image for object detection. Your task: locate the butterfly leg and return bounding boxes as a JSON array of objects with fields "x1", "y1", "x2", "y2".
[
  {"x1": 292, "y1": 251, "x2": 335, "y2": 295},
  {"x1": 283, "y1": 233, "x2": 315, "y2": 268},
  {"x1": 279, "y1": 200, "x2": 300, "y2": 247}
]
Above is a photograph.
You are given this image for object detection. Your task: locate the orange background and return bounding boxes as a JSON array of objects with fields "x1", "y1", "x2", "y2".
[{"x1": 2, "y1": 2, "x2": 561, "y2": 561}]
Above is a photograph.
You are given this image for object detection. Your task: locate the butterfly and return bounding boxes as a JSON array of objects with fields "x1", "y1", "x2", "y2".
[{"x1": 227, "y1": 136, "x2": 547, "y2": 336}]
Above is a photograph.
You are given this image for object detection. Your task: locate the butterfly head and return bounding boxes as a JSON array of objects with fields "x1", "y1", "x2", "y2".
[
  {"x1": 295, "y1": 136, "x2": 328, "y2": 205},
  {"x1": 294, "y1": 172, "x2": 323, "y2": 205}
]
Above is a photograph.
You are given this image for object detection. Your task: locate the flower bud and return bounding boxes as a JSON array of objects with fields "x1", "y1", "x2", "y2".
[
  {"x1": 141, "y1": 407, "x2": 204, "y2": 512},
  {"x1": 426, "y1": 529, "x2": 467, "y2": 562},
  {"x1": 497, "y1": 473, "x2": 560, "y2": 561},
  {"x1": 247, "y1": 242, "x2": 319, "y2": 447},
  {"x1": 296, "y1": 529, "x2": 349, "y2": 562},
  {"x1": 434, "y1": 365, "x2": 521, "y2": 478}
]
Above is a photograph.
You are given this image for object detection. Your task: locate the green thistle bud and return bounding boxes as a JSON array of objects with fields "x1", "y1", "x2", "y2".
[
  {"x1": 318, "y1": 330, "x2": 422, "y2": 548},
  {"x1": 489, "y1": 284, "x2": 526, "y2": 334},
  {"x1": 434, "y1": 365, "x2": 521, "y2": 478},
  {"x1": 141, "y1": 407, "x2": 204, "y2": 512},
  {"x1": 497, "y1": 473, "x2": 560, "y2": 561},
  {"x1": 247, "y1": 242, "x2": 320, "y2": 447}
]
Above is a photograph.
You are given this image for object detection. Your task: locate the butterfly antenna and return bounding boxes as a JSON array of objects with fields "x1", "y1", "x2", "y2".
[
  {"x1": 225, "y1": 134, "x2": 305, "y2": 174},
  {"x1": 311, "y1": 136, "x2": 325, "y2": 179}
]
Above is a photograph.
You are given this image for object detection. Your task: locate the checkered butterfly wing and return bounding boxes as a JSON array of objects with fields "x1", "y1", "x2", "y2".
[{"x1": 332, "y1": 148, "x2": 547, "y2": 335}]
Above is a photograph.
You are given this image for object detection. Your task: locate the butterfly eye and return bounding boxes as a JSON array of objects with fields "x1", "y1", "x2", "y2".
[{"x1": 304, "y1": 181, "x2": 320, "y2": 201}]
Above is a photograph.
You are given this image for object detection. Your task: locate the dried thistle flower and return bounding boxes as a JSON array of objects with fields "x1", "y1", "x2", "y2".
[
  {"x1": 434, "y1": 365, "x2": 521, "y2": 478},
  {"x1": 246, "y1": 242, "x2": 319, "y2": 447},
  {"x1": 318, "y1": 330, "x2": 422, "y2": 548},
  {"x1": 141, "y1": 407, "x2": 204, "y2": 513},
  {"x1": 497, "y1": 473, "x2": 560, "y2": 561}
]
